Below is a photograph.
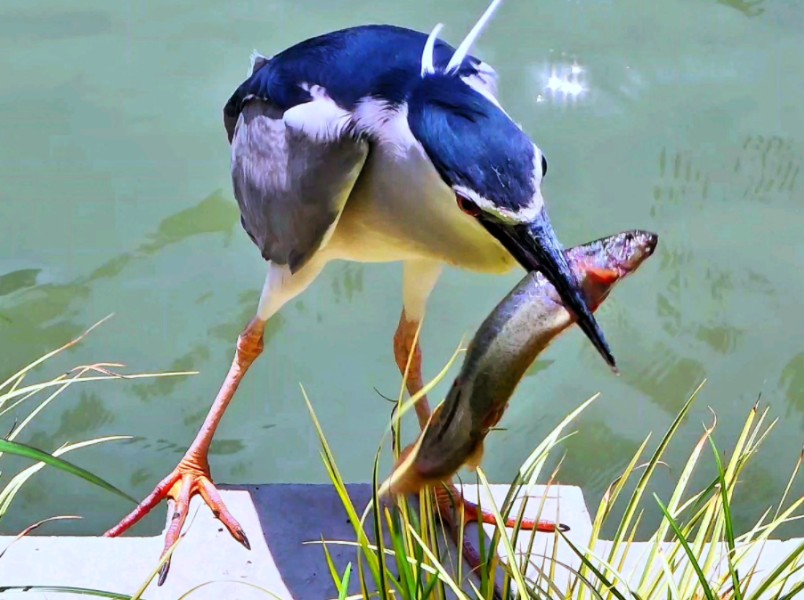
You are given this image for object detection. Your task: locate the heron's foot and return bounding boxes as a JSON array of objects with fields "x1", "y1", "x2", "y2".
[
  {"x1": 435, "y1": 484, "x2": 567, "y2": 533},
  {"x1": 104, "y1": 455, "x2": 249, "y2": 585}
]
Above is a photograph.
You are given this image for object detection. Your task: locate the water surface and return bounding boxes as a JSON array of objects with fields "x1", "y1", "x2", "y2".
[{"x1": 0, "y1": 0, "x2": 802, "y2": 538}]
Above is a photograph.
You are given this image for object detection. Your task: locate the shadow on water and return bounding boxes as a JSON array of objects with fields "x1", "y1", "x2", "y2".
[
  {"x1": 0, "y1": 191, "x2": 241, "y2": 373},
  {"x1": 26, "y1": 391, "x2": 115, "y2": 448}
]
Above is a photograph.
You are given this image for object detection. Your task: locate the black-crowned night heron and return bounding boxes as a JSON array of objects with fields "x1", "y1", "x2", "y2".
[{"x1": 105, "y1": 0, "x2": 617, "y2": 582}]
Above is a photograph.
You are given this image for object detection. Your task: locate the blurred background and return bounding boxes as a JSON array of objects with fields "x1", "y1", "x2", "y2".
[{"x1": 0, "y1": 0, "x2": 801, "y2": 537}]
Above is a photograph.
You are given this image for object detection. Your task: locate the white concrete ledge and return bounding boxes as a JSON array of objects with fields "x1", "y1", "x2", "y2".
[{"x1": 0, "y1": 484, "x2": 799, "y2": 599}]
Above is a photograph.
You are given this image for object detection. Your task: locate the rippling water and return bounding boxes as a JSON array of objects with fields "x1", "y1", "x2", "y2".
[{"x1": 0, "y1": 0, "x2": 801, "y2": 538}]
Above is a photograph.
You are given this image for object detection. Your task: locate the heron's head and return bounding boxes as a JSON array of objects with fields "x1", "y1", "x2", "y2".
[{"x1": 405, "y1": 3, "x2": 616, "y2": 370}]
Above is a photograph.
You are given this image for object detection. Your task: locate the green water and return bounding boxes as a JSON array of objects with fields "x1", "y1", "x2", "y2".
[{"x1": 1, "y1": 0, "x2": 801, "y2": 538}]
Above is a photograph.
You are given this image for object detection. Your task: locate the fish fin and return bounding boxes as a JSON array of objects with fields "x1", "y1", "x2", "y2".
[{"x1": 586, "y1": 267, "x2": 619, "y2": 285}]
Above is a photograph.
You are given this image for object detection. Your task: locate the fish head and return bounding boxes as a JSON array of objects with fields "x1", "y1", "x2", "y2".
[{"x1": 566, "y1": 230, "x2": 659, "y2": 309}]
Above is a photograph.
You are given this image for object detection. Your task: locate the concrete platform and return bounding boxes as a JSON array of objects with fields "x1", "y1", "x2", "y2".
[
  {"x1": 0, "y1": 484, "x2": 590, "y2": 599},
  {"x1": 0, "y1": 484, "x2": 799, "y2": 599}
]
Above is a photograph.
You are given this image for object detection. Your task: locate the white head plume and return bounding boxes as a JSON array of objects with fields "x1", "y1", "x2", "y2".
[
  {"x1": 420, "y1": 23, "x2": 444, "y2": 77},
  {"x1": 446, "y1": 0, "x2": 503, "y2": 74}
]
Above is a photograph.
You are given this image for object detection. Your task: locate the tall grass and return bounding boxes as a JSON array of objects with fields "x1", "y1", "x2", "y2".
[{"x1": 311, "y1": 374, "x2": 803, "y2": 600}]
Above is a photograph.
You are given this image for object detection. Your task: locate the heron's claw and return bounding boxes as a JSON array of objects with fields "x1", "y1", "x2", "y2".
[
  {"x1": 104, "y1": 458, "x2": 249, "y2": 586},
  {"x1": 458, "y1": 496, "x2": 568, "y2": 532},
  {"x1": 435, "y1": 482, "x2": 567, "y2": 533}
]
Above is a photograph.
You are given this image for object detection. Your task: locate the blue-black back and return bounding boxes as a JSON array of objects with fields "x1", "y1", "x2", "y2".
[
  {"x1": 407, "y1": 74, "x2": 536, "y2": 213},
  {"x1": 223, "y1": 25, "x2": 485, "y2": 140}
]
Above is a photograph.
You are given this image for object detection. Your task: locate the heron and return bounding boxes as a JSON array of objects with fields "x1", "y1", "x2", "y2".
[{"x1": 105, "y1": 0, "x2": 617, "y2": 582}]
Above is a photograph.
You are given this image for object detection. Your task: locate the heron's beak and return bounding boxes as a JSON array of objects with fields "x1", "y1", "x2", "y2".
[{"x1": 480, "y1": 208, "x2": 617, "y2": 372}]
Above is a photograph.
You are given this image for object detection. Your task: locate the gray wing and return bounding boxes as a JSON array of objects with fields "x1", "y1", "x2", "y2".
[{"x1": 230, "y1": 92, "x2": 368, "y2": 273}]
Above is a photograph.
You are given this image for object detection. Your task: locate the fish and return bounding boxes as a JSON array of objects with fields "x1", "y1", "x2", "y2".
[{"x1": 380, "y1": 229, "x2": 658, "y2": 497}]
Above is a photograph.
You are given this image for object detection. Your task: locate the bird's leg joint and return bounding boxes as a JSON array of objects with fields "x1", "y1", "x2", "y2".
[
  {"x1": 393, "y1": 311, "x2": 422, "y2": 374},
  {"x1": 236, "y1": 318, "x2": 266, "y2": 366}
]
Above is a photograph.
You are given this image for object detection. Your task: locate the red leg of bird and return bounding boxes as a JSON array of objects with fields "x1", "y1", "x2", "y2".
[
  {"x1": 392, "y1": 310, "x2": 432, "y2": 429},
  {"x1": 434, "y1": 483, "x2": 566, "y2": 532},
  {"x1": 104, "y1": 317, "x2": 265, "y2": 584}
]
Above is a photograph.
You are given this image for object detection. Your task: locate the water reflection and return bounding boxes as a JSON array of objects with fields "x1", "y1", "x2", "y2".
[
  {"x1": 331, "y1": 264, "x2": 365, "y2": 304},
  {"x1": 735, "y1": 136, "x2": 799, "y2": 201},
  {"x1": 27, "y1": 392, "x2": 115, "y2": 446},
  {"x1": 0, "y1": 269, "x2": 40, "y2": 297},
  {"x1": 618, "y1": 133, "x2": 801, "y2": 418},
  {"x1": 556, "y1": 419, "x2": 638, "y2": 494},
  {"x1": 718, "y1": 0, "x2": 767, "y2": 18},
  {"x1": 0, "y1": 192, "x2": 240, "y2": 374},
  {"x1": 131, "y1": 344, "x2": 210, "y2": 403},
  {"x1": 781, "y1": 353, "x2": 804, "y2": 422},
  {"x1": 1, "y1": 0, "x2": 802, "y2": 539}
]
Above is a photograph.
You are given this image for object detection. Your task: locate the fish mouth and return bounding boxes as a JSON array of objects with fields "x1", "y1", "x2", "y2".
[{"x1": 478, "y1": 208, "x2": 617, "y2": 372}]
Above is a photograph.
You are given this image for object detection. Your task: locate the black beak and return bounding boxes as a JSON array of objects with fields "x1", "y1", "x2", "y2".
[{"x1": 480, "y1": 209, "x2": 617, "y2": 372}]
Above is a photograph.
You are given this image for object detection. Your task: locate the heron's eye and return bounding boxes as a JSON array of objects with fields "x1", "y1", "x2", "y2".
[
  {"x1": 456, "y1": 194, "x2": 481, "y2": 217},
  {"x1": 541, "y1": 155, "x2": 548, "y2": 177}
]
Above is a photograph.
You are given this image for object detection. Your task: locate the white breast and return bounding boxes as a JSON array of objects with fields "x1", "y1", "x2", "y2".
[{"x1": 325, "y1": 101, "x2": 516, "y2": 274}]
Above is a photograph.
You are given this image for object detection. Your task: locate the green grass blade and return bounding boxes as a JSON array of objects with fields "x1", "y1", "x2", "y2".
[
  {"x1": 607, "y1": 382, "x2": 704, "y2": 582},
  {"x1": 709, "y1": 437, "x2": 742, "y2": 600},
  {"x1": 338, "y1": 563, "x2": 353, "y2": 600},
  {"x1": 0, "y1": 315, "x2": 114, "y2": 393},
  {"x1": 321, "y1": 539, "x2": 344, "y2": 588},
  {"x1": 775, "y1": 448, "x2": 803, "y2": 521},
  {"x1": 302, "y1": 386, "x2": 385, "y2": 592},
  {"x1": 638, "y1": 415, "x2": 714, "y2": 595},
  {"x1": 406, "y1": 524, "x2": 466, "y2": 599},
  {"x1": 581, "y1": 435, "x2": 650, "y2": 600},
  {"x1": 654, "y1": 494, "x2": 717, "y2": 600},
  {"x1": 0, "y1": 438, "x2": 137, "y2": 505},
  {"x1": 655, "y1": 546, "x2": 684, "y2": 600},
  {"x1": 476, "y1": 468, "x2": 529, "y2": 596},
  {"x1": 370, "y1": 450, "x2": 390, "y2": 600},
  {"x1": 3, "y1": 364, "x2": 125, "y2": 450},
  {"x1": 748, "y1": 539, "x2": 804, "y2": 600},
  {"x1": 387, "y1": 508, "x2": 416, "y2": 598},
  {"x1": 0, "y1": 371, "x2": 196, "y2": 418},
  {"x1": 0, "y1": 436, "x2": 129, "y2": 517},
  {"x1": 557, "y1": 531, "x2": 630, "y2": 600},
  {"x1": 778, "y1": 580, "x2": 804, "y2": 600}
]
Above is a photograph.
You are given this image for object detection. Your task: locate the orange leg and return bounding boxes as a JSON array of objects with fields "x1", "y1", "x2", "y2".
[
  {"x1": 435, "y1": 483, "x2": 567, "y2": 532},
  {"x1": 392, "y1": 310, "x2": 432, "y2": 429},
  {"x1": 105, "y1": 317, "x2": 264, "y2": 585}
]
